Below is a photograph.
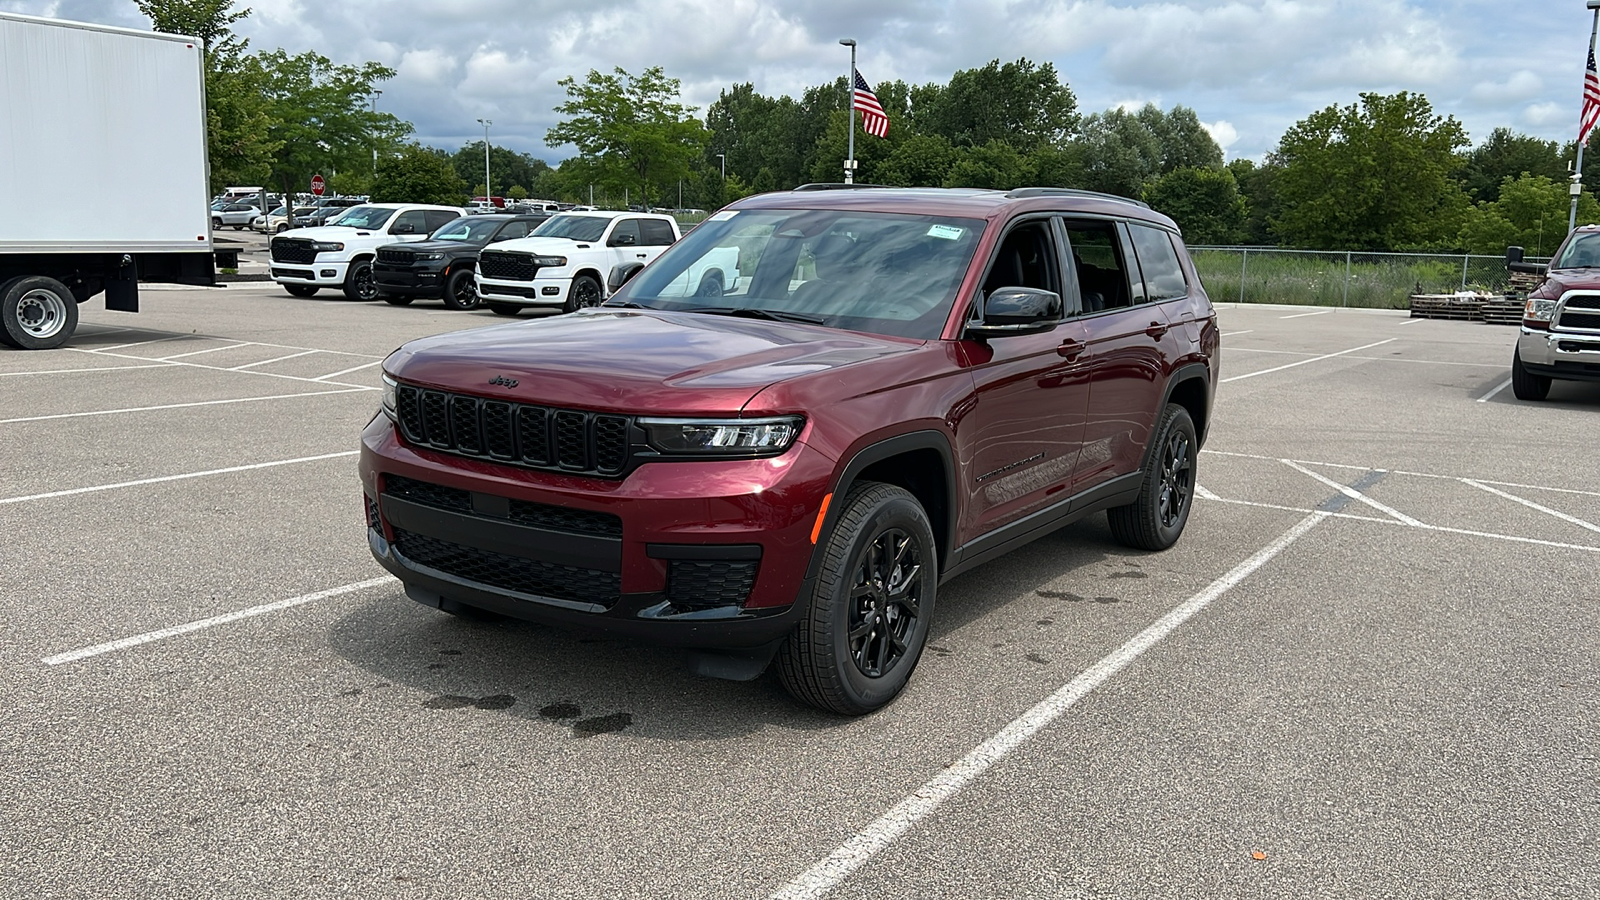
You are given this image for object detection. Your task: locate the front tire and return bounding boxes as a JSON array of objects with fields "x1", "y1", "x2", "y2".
[
  {"x1": 275, "y1": 224, "x2": 289, "y2": 234},
  {"x1": 342, "y1": 260, "x2": 379, "y2": 301},
  {"x1": 487, "y1": 302, "x2": 523, "y2": 317},
  {"x1": 563, "y1": 274, "x2": 602, "y2": 312},
  {"x1": 1510, "y1": 349, "x2": 1551, "y2": 401},
  {"x1": 1107, "y1": 403, "x2": 1197, "y2": 551},
  {"x1": 443, "y1": 269, "x2": 479, "y2": 311},
  {"x1": 0, "y1": 275, "x2": 79, "y2": 350},
  {"x1": 284, "y1": 284, "x2": 319, "y2": 298},
  {"x1": 777, "y1": 482, "x2": 937, "y2": 715}
]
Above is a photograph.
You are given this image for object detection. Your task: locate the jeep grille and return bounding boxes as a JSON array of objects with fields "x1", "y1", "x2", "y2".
[{"x1": 394, "y1": 383, "x2": 632, "y2": 477}]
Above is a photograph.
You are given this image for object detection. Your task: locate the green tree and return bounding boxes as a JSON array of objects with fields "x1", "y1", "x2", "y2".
[
  {"x1": 135, "y1": 0, "x2": 278, "y2": 192},
  {"x1": 1135, "y1": 104, "x2": 1224, "y2": 174},
  {"x1": 1271, "y1": 91, "x2": 1470, "y2": 250},
  {"x1": 546, "y1": 66, "x2": 708, "y2": 207},
  {"x1": 1458, "y1": 128, "x2": 1566, "y2": 203},
  {"x1": 370, "y1": 144, "x2": 467, "y2": 205},
  {"x1": 916, "y1": 58, "x2": 1078, "y2": 151},
  {"x1": 808, "y1": 109, "x2": 898, "y2": 183},
  {"x1": 1067, "y1": 109, "x2": 1162, "y2": 198},
  {"x1": 1458, "y1": 174, "x2": 1600, "y2": 256},
  {"x1": 878, "y1": 133, "x2": 958, "y2": 187},
  {"x1": 449, "y1": 142, "x2": 549, "y2": 198},
  {"x1": 943, "y1": 140, "x2": 1031, "y2": 190},
  {"x1": 1227, "y1": 158, "x2": 1281, "y2": 245},
  {"x1": 1143, "y1": 167, "x2": 1247, "y2": 244},
  {"x1": 507, "y1": 185, "x2": 529, "y2": 200}
]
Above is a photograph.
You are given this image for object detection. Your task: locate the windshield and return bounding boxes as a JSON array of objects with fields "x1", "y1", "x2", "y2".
[
  {"x1": 324, "y1": 206, "x2": 394, "y2": 229},
  {"x1": 609, "y1": 209, "x2": 983, "y2": 339},
  {"x1": 430, "y1": 217, "x2": 503, "y2": 241},
  {"x1": 268, "y1": 206, "x2": 287, "y2": 217},
  {"x1": 1553, "y1": 232, "x2": 1600, "y2": 269},
  {"x1": 531, "y1": 215, "x2": 610, "y2": 242}
]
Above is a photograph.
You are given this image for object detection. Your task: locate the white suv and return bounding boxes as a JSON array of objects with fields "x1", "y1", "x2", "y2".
[
  {"x1": 270, "y1": 203, "x2": 466, "y2": 300},
  {"x1": 475, "y1": 211, "x2": 681, "y2": 315}
]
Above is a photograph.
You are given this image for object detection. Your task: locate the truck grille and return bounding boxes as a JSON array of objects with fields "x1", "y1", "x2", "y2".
[
  {"x1": 394, "y1": 383, "x2": 633, "y2": 477},
  {"x1": 1556, "y1": 311, "x2": 1600, "y2": 331},
  {"x1": 377, "y1": 247, "x2": 415, "y2": 265},
  {"x1": 271, "y1": 238, "x2": 316, "y2": 264},
  {"x1": 383, "y1": 474, "x2": 622, "y2": 537},
  {"x1": 478, "y1": 250, "x2": 539, "y2": 281},
  {"x1": 392, "y1": 528, "x2": 621, "y2": 607}
]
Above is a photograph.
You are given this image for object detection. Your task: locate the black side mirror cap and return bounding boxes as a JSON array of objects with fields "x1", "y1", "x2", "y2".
[
  {"x1": 1506, "y1": 245, "x2": 1524, "y2": 265},
  {"x1": 608, "y1": 261, "x2": 646, "y2": 293},
  {"x1": 609, "y1": 233, "x2": 637, "y2": 247},
  {"x1": 965, "y1": 287, "x2": 1063, "y2": 339}
]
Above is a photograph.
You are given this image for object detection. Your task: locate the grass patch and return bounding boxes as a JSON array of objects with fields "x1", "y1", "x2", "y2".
[{"x1": 1191, "y1": 248, "x2": 1519, "y2": 308}]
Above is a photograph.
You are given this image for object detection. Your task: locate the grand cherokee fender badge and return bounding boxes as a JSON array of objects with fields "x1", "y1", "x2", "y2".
[{"x1": 488, "y1": 375, "x2": 519, "y2": 388}]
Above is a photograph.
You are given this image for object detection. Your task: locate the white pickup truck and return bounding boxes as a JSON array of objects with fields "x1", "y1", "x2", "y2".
[
  {"x1": 476, "y1": 211, "x2": 722, "y2": 315},
  {"x1": 269, "y1": 203, "x2": 466, "y2": 300}
]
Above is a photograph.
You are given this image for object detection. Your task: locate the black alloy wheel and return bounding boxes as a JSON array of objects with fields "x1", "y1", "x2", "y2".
[
  {"x1": 444, "y1": 268, "x2": 479, "y2": 311},
  {"x1": 343, "y1": 260, "x2": 379, "y2": 301},
  {"x1": 1107, "y1": 403, "x2": 1197, "y2": 551},
  {"x1": 1156, "y1": 427, "x2": 1193, "y2": 530},
  {"x1": 695, "y1": 270, "x2": 724, "y2": 297},
  {"x1": 847, "y1": 526, "x2": 925, "y2": 679},
  {"x1": 564, "y1": 274, "x2": 603, "y2": 312}
]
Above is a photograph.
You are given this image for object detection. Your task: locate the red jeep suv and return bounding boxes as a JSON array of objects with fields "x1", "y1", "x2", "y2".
[{"x1": 360, "y1": 186, "x2": 1219, "y2": 714}]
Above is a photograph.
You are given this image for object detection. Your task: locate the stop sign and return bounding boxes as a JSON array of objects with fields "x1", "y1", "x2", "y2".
[{"x1": 310, "y1": 175, "x2": 326, "y2": 196}]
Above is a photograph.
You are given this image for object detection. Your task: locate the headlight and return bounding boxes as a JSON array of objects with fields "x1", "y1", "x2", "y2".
[
  {"x1": 381, "y1": 373, "x2": 398, "y2": 420},
  {"x1": 1525, "y1": 297, "x2": 1557, "y2": 324},
  {"x1": 639, "y1": 416, "x2": 803, "y2": 457},
  {"x1": 531, "y1": 255, "x2": 567, "y2": 267},
  {"x1": 311, "y1": 241, "x2": 345, "y2": 252},
  {"x1": 419, "y1": 252, "x2": 445, "y2": 261}
]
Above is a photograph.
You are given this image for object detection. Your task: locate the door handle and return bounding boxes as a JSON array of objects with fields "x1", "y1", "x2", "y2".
[
  {"x1": 636, "y1": 253, "x2": 648, "y2": 259},
  {"x1": 1056, "y1": 339, "x2": 1085, "y2": 359},
  {"x1": 1145, "y1": 321, "x2": 1169, "y2": 339}
]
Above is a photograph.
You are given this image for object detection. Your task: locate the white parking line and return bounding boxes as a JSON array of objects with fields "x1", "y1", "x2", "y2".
[
  {"x1": 1193, "y1": 483, "x2": 1220, "y2": 501},
  {"x1": 770, "y1": 512, "x2": 1330, "y2": 900},
  {"x1": 41, "y1": 576, "x2": 396, "y2": 666},
  {"x1": 1221, "y1": 339, "x2": 1396, "y2": 383},
  {"x1": 1280, "y1": 459, "x2": 1426, "y2": 526},
  {"x1": 1475, "y1": 378, "x2": 1513, "y2": 402},
  {"x1": 1201, "y1": 449, "x2": 1600, "y2": 498},
  {"x1": 1461, "y1": 479, "x2": 1600, "y2": 535},
  {"x1": 159, "y1": 342, "x2": 254, "y2": 360},
  {"x1": 229, "y1": 349, "x2": 322, "y2": 370},
  {"x1": 0, "y1": 388, "x2": 368, "y2": 424},
  {"x1": 92, "y1": 334, "x2": 191, "y2": 353},
  {"x1": 1399, "y1": 317, "x2": 1425, "y2": 325},
  {"x1": 65, "y1": 348, "x2": 379, "y2": 391},
  {"x1": 314, "y1": 360, "x2": 382, "y2": 381},
  {"x1": 1280, "y1": 309, "x2": 1332, "y2": 319},
  {"x1": 1220, "y1": 330, "x2": 1253, "y2": 337},
  {"x1": 0, "y1": 451, "x2": 358, "y2": 505},
  {"x1": 0, "y1": 363, "x2": 177, "y2": 378}
]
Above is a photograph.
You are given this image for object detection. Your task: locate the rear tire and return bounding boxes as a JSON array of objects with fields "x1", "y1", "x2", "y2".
[
  {"x1": 487, "y1": 302, "x2": 523, "y2": 317},
  {"x1": 443, "y1": 268, "x2": 479, "y2": 311},
  {"x1": 343, "y1": 260, "x2": 379, "y2": 301},
  {"x1": 563, "y1": 274, "x2": 603, "y2": 312},
  {"x1": 1510, "y1": 349, "x2": 1551, "y2": 401},
  {"x1": 284, "y1": 284, "x2": 319, "y2": 298},
  {"x1": 0, "y1": 275, "x2": 78, "y2": 350},
  {"x1": 776, "y1": 482, "x2": 937, "y2": 715},
  {"x1": 1107, "y1": 403, "x2": 1197, "y2": 551},
  {"x1": 695, "y1": 270, "x2": 724, "y2": 297}
]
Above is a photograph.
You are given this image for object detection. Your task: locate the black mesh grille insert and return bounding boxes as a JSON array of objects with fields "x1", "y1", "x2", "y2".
[
  {"x1": 393, "y1": 528, "x2": 620, "y2": 607},
  {"x1": 383, "y1": 475, "x2": 471, "y2": 512},
  {"x1": 365, "y1": 495, "x2": 381, "y2": 530},
  {"x1": 270, "y1": 239, "x2": 316, "y2": 264},
  {"x1": 392, "y1": 383, "x2": 634, "y2": 478},
  {"x1": 478, "y1": 250, "x2": 538, "y2": 280},
  {"x1": 377, "y1": 247, "x2": 415, "y2": 265},
  {"x1": 1565, "y1": 296, "x2": 1600, "y2": 311},
  {"x1": 667, "y1": 559, "x2": 759, "y2": 610},
  {"x1": 383, "y1": 475, "x2": 621, "y2": 537},
  {"x1": 1558, "y1": 311, "x2": 1600, "y2": 330}
]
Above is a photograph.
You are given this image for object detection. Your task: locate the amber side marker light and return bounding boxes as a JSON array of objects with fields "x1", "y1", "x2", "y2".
[{"x1": 810, "y1": 493, "x2": 833, "y2": 544}]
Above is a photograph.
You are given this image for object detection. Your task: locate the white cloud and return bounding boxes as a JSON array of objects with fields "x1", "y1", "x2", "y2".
[
  {"x1": 1469, "y1": 70, "x2": 1543, "y2": 105},
  {"x1": 1202, "y1": 119, "x2": 1239, "y2": 155},
  {"x1": 1522, "y1": 102, "x2": 1567, "y2": 129}
]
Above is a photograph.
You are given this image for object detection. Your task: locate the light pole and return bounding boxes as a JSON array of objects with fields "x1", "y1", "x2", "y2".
[
  {"x1": 1573, "y1": 0, "x2": 1600, "y2": 233},
  {"x1": 477, "y1": 118, "x2": 492, "y2": 203},
  {"x1": 839, "y1": 38, "x2": 857, "y2": 184},
  {"x1": 370, "y1": 90, "x2": 382, "y2": 179},
  {"x1": 715, "y1": 152, "x2": 725, "y2": 180}
]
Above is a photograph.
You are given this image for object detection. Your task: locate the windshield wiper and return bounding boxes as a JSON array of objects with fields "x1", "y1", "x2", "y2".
[{"x1": 685, "y1": 306, "x2": 827, "y2": 325}]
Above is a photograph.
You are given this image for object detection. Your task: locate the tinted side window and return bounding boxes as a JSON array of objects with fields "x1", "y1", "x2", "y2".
[
  {"x1": 640, "y1": 218, "x2": 676, "y2": 246},
  {"x1": 609, "y1": 218, "x2": 642, "y2": 245},
  {"x1": 496, "y1": 221, "x2": 531, "y2": 241},
  {"x1": 423, "y1": 210, "x2": 459, "y2": 232},
  {"x1": 1128, "y1": 224, "x2": 1188, "y2": 302},
  {"x1": 981, "y1": 220, "x2": 1061, "y2": 297},
  {"x1": 390, "y1": 210, "x2": 428, "y2": 234},
  {"x1": 1061, "y1": 219, "x2": 1132, "y2": 312}
]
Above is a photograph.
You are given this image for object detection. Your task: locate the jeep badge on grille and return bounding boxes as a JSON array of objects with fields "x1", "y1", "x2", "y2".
[{"x1": 488, "y1": 375, "x2": 518, "y2": 388}]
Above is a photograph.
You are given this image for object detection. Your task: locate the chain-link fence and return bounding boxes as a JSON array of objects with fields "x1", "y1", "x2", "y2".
[{"x1": 1189, "y1": 247, "x2": 1551, "y2": 309}]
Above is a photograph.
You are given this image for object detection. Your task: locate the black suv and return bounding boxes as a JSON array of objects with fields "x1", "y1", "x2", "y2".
[{"x1": 373, "y1": 214, "x2": 549, "y2": 310}]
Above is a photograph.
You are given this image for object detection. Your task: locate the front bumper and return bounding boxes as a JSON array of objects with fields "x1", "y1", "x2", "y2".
[
  {"x1": 1518, "y1": 327, "x2": 1600, "y2": 382},
  {"x1": 374, "y1": 263, "x2": 448, "y2": 296},
  {"x1": 359, "y1": 415, "x2": 835, "y2": 648},
  {"x1": 271, "y1": 258, "x2": 350, "y2": 287},
  {"x1": 476, "y1": 273, "x2": 570, "y2": 307}
]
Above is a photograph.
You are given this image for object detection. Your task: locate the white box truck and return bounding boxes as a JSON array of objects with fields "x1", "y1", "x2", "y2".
[{"x1": 0, "y1": 12, "x2": 218, "y2": 350}]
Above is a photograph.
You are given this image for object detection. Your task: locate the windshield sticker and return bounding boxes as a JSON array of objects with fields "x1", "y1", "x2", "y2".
[
  {"x1": 927, "y1": 224, "x2": 964, "y2": 240},
  {"x1": 708, "y1": 210, "x2": 739, "y2": 222}
]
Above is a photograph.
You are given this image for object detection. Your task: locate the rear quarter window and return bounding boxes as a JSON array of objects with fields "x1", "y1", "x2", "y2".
[{"x1": 1128, "y1": 223, "x2": 1188, "y2": 303}]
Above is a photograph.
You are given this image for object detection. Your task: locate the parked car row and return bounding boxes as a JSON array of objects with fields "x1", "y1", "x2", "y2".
[{"x1": 268, "y1": 207, "x2": 687, "y2": 311}]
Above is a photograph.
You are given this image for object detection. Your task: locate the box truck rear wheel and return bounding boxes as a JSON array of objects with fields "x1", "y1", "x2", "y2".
[{"x1": 0, "y1": 276, "x2": 78, "y2": 350}]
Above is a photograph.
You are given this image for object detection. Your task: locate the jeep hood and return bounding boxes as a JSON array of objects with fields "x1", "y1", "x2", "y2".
[
  {"x1": 386, "y1": 238, "x2": 482, "y2": 254},
  {"x1": 385, "y1": 309, "x2": 920, "y2": 415}
]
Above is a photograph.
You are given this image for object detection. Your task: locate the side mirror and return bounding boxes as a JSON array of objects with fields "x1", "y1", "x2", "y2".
[
  {"x1": 1506, "y1": 246, "x2": 1524, "y2": 265},
  {"x1": 391, "y1": 223, "x2": 415, "y2": 235},
  {"x1": 608, "y1": 232, "x2": 637, "y2": 247},
  {"x1": 608, "y1": 261, "x2": 646, "y2": 293},
  {"x1": 965, "y1": 287, "x2": 1063, "y2": 339}
]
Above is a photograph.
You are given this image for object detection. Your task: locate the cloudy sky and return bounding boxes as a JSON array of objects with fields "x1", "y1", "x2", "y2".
[{"x1": 4, "y1": 0, "x2": 1595, "y2": 165}]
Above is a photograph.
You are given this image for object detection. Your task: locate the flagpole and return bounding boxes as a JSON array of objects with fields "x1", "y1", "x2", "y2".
[
  {"x1": 840, "y1": 38, "x2": 857, "y2": 184},
  {"x1": 1572, "y1": 1, "x2": 1600, "y2": 233}
]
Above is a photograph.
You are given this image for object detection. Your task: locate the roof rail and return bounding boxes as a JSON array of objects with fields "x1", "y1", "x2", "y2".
[
  {"x1": 1004, "y1": 187, "x2": 1150, "y2": 208},
  {"x1": 791, "y1": 183, "x2": 896, "y2": 191}
]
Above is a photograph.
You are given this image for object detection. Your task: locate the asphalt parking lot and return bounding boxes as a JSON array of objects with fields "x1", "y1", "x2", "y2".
[{"x1": 4, "y1": 286, "x2": 1598, "y2": 898}]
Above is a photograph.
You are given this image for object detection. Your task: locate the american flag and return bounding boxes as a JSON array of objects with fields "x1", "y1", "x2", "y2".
[
  {"x1": 853, "y1": 71, "x2": 889, "y2": 138},
  {"x1": 1584, "y1": 48, "x2": 1600, "y2": 145}
]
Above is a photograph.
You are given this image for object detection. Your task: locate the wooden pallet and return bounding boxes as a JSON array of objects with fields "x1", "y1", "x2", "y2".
[
  {"x1": 1409, "y1": 294, "x2": 1484, "y2": 320},
  {"x1": 1480, "y1": 295, "x2": 1524, "y2": 326},
  {"x1": 1508, "y1": 271, "x2": 1544, "y2": 293}
]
